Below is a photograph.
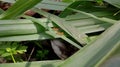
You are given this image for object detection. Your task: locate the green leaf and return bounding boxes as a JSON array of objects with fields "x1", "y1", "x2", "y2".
[
  {"x1": 1, "y1": 53, "x2": 11, "y2": 57},
  {"x1": 96, "y1": 40, "x2": 120, "y2": 67},
  {"x1": 0, "y1": 8, "x2": 4, "y2": 14},
  {"x1": 58, "y1": 22, "x2": 120, "y2": 67},
  {"x1": 0, "y1": 60, "x2": 62, "y2": 67},
  {"x1": 32, "y1": 8, "x2": 87, "y2": 45},
  {"x1": 16, "y1": 46, "x2": 27, "y2": 54},
  {"x1": 0, "y1": 0, "x2": 42, "y2": 19},
  {"x1": 0, "y1": 33, "x2": 53, "y2": 41},
  {"x1": 0, "y1": 42, "x2": 27, "y2": 57},
  {"x1": 59, "y1": 1, "x2": 81, "y2": 18},
  {"x1": 0, "y1": 19, "x2": 53, "y2": 41},
  {"x1": 104, "y1": 0, "x2": 120, "y2": 9},
  {"x1": 62, "y1": 0, "x2": 75, "y2": 3},
  {"x1": 68, "y1": 8, "x2": 117, "y2": 24},
  {"x1": 2, "y1": 0, "x2": 70, "y2": 11}
]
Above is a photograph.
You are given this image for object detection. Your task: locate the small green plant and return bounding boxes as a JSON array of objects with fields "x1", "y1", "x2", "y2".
[
  {"x1": 96, "y1": 0, "x2": 104, "y2": 5},
  {"x1": 36, "y1": 50, "x2": 49, "y2": 60},
  {"x1": 34, "y1": 41, "x2": 49, "y2": 60},
  {"x1": 0, "y1": 42, "x2": 27, "y2": 63}
]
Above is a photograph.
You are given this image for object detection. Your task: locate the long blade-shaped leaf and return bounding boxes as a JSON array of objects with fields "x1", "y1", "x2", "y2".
[
  {"x1": 68, "y1": 8, "x2": 117, "y2": 24},
  {"x1": 32, "y1": 8, "x2": 87, "y2": 45},
  {"x1": 59, "y1": 1, "x2": 81, "y2": 18},
  {"x1": 0, "y1": 60, "x2": 62, "y2": 67},
  {"x1": 58, "y1": 22, "x2": 120, "y2": 67},
  {"x1": 0, "y1": 0, "x2": 42, "y2": 19},
  {"x1": 0, "y1": 33, "x2": 53, "y2": 41},
  {"x1": 104, "y1": 0, "x2": 120, "y2": 9},
  {"x1": 96, "y1": 41, "x2": 120, "y2": 67},
  {"x1": 1, "y1": 0, "x2": 70, "y2": 11}
]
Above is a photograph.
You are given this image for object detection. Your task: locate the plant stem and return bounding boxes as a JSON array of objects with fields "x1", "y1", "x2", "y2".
[{"x1": 10, "y1": 52, "x2": 16, "y2": 63}]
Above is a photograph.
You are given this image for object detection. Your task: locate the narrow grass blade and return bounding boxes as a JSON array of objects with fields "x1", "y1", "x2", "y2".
[
  {"x1": 59, "y1": 1, "x2": 81, "y2": 18},
  {"x1": 65, "y1": 11, "x2": 116, "y2": 21},
  {"x1": 68, "y1": 8, "x2": 117, "y2": 24},
  {"x1": 0, "y1": 0, "x2": 42, "y2": 19}
]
